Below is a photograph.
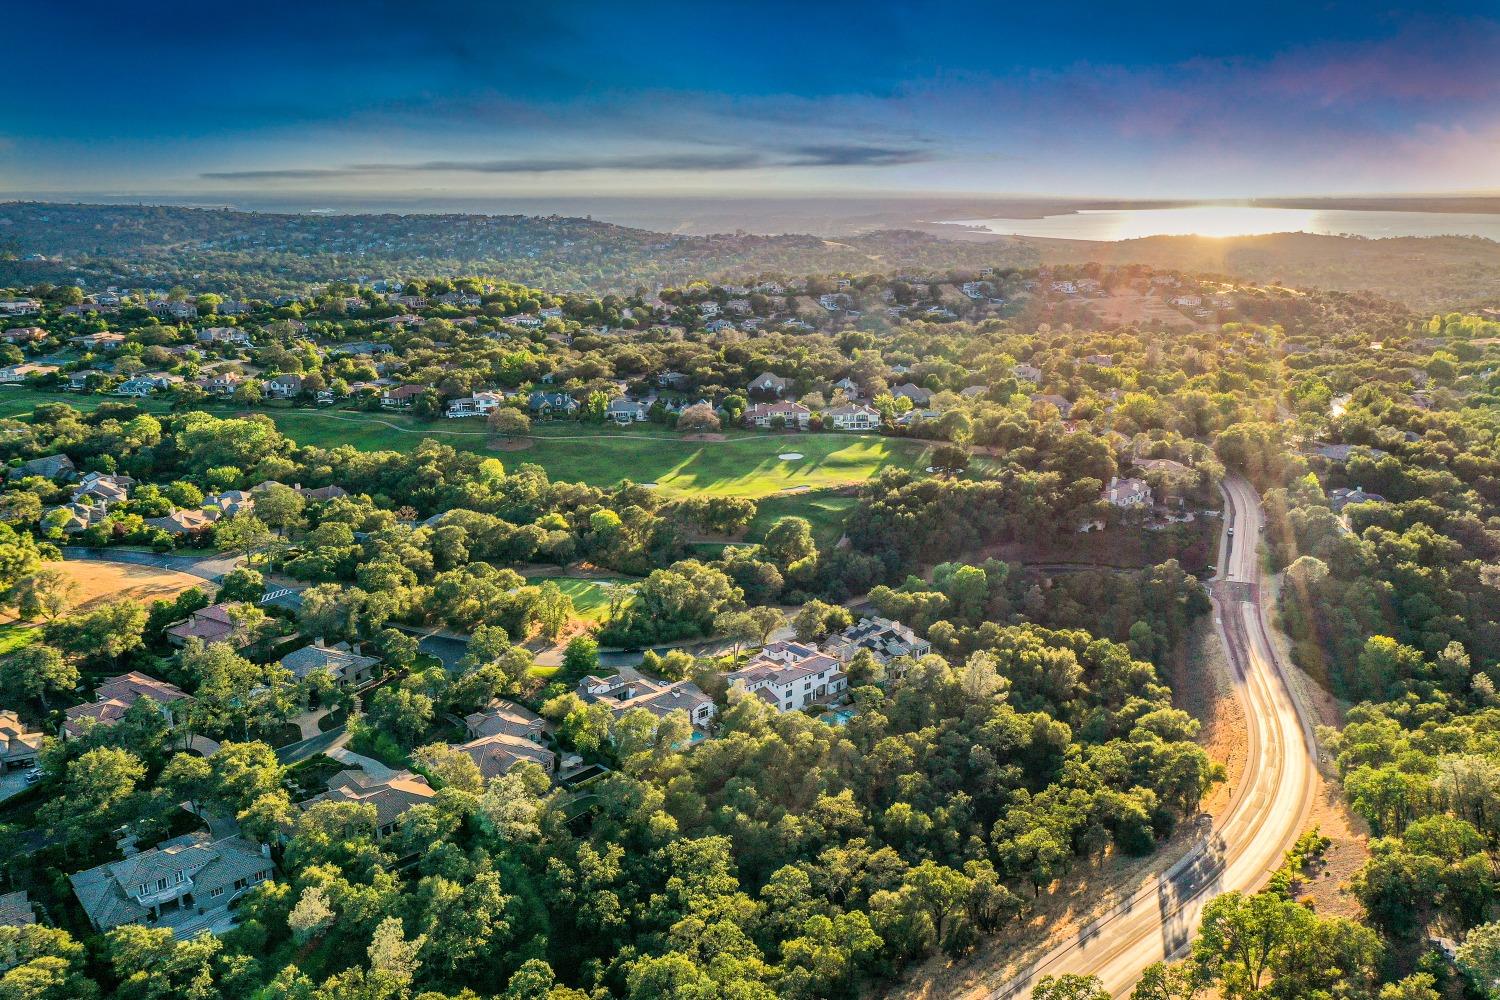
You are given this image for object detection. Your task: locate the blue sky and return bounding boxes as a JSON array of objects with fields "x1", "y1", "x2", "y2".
[{"x1": 4, "y1": 0, "x2": 1498, "y2": 199}]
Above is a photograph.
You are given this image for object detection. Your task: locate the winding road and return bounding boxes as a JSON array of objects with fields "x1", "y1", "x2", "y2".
[{"x1": 985, "y1": 476, "x2": 1319, "y2": 998}]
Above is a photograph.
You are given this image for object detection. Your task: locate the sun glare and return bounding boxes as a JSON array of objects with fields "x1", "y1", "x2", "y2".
[{"x1": 1082, "y1": 206, "x2": 1324, "y2": 239}]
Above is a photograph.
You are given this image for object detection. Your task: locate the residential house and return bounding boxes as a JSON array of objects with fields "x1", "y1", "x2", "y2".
[
  {"x1": 1013, "y1": 363, "x2": 1042, "y2": 383},
  {"x1": 445, "y1": 391, "x2": 504, "y2": 418},
  {"x1": 823, "y1": 403, "x2": 881, "y2": 431},
  {"x1": 698, "y1": 301, "x2": 721, "y2": 317},
  {"x1": 726, "y1": 648, "x2": 846, "y2": 713},
  {"x1": 0, "y1": 299, "x2": 42, "y2": 316},
  {"x1": 42, "y1": 500, "x2": 107, "y2": 535},
  {"x1": 748, "y1": 372, "x2": 792, "y2": 397},
  {"x1": 1329, "y1": 486, "x2": 1387, "y2": 512},
  {"x1": 144, "y1": 508, "x2": 221, "y2": 537},
  {"x1": 528, "y1": 391, "x2": 578, "y2": 417},
  {"x1": 577, "y1": 674, "x2": 716, "y2": 729},
  {"x1": 0, "y1": 711, "x2": 42, "y2": 771},
  {"x1": 63, "y1": 672, "x2": 191, "y2": 739},
  {"x1": 9, "y1": 454, "x2": 75, "y2": 481},
  {"x1": 743, "y1": 401, "x2": 811, "y2": 429},
  {"x1": 832, "y1": 376, "x2": 861, "y2": 398},
  {"x1": 0, "y1": 362, "x2": 58, "y2": 383},
  {"x1": 381, "y1": 384, "x2": 426, "y2": 409},
  {"x1": 656, "y1": 371, "x2": 690, "y2": 390},
  {"x1": 195, "y1": 371, "x2": 244, "y2": 396},
  {"x1": 1084, "y1": 354, "x2": 1114, "y2": 367},
  {"x1": 328, "y1": 341, "x2": 393, "y2": 357},
  {"x1": 302, "y1": 770, "x2": 435, "y2": 839},
  {"x1": 1, "y1": 326, "x2": 47, "y2": 344},
  {"x1": 464, "y1": 699, "x2": 545, "y2": 742},
  {"x1": 196, "y1": 327, "x2": 251, "y2": 348},
  {"x1": 114, "y1": 373, "x2": 180, "y2": 397},
  {"x1": 823, "y1": 617, "x2": 931, "y2": 666},
  {"x1": 959, "y1": 385, "x2": 988, "y2": 400},
  {"x1": 70, "y1": 832, "x2": 275, "y2": 938},
  {"x1": 149, "y1": 299, "x2": 198, "y2": 321},
  {"x1": 279, "y1": 640, "x2": 379, "y2": 686},
  {"x1": 297, "y1": 484, "x2": 348, "y2": 503},
  {"x1": 206, "y1": 489, "x2": 255, "y2": 517},
  {"x1": 67, "y1": 370, "x2": 104, "y2": 391},
  {"x1": 457, "y1": 731, "x2": 557, "y2": 779},
  {"x1": 503, "y1": 314, "x2": 543, "y2": 328},
  {"x1": 1135, "y1": 457, "x2": 1192, "y2": 476},
  {"x1": 0, "y1": 890, "x2": 36, "y2": 927},
  {"x1": 1309, "y1": 442, "x2": 1387, "y2": 462},
  {"x1": 893, "y1": 408, "x2": 941, "y2": 428},
  {"x1": 891, "y1": 383, "x2": 933, "y2": 407},
  {"x1": 1104, "y1": 476, "x2": 1152, "y2": 508},
  {"x1": 73, "y1": 471, "x2": 132, "y2": 508},
  {"x1": 605, "y1": 397, "x2": 650, "y2": 423},
  {"x1": 264, "y1": 373, "x2": 303, "y2": 399},
  {"x1": 71, "y1": 332, "x2": 124, "y2": 352},
  {"x1": 165, "y1": 603, "x2": 248, "y2": 648},
  {"x1": 1030, "y1": 393, "x2": 1074, "y2": 419}
]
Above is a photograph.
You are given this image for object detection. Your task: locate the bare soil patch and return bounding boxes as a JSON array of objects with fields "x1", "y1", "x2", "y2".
[
  {"x1": 46, "y1": 560, "x2": 206, "y2": 612},
  {"x1": 679, "y1": 432, "x2": 727, "y2": 442},
  {"x1": 1084, "y1": 289, "x2": 1203, "y2": 330},
  {"x1": 489, "y1": 437, "x2": 535, "y2": 451}
]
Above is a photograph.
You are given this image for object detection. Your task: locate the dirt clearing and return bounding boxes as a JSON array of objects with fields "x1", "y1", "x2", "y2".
[{"x1": 45, "y1": 559, "x2": 208, "y2": 611}]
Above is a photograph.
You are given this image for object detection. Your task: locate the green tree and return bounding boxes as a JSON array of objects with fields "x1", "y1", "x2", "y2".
[{"x1": 0, "y1": 643, "x2": 78, "y2": 709}]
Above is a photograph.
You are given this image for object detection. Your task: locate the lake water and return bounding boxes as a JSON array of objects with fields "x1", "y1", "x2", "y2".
[{"x1": 941, "y1": 206, "x2": 1500, "y2": 241}]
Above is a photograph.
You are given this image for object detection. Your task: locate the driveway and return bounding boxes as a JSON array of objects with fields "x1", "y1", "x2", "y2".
[
  {"x1": 0, "y1": 769, "x2": 35, "y2": 804},
  {"x1": 274, "y1": 725, "x2": 349, "y2": 765}
]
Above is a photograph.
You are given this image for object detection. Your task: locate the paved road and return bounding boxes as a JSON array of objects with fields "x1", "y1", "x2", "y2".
[{"x1": 985, "y1": 475, "x2": 1318, "y2": 998}]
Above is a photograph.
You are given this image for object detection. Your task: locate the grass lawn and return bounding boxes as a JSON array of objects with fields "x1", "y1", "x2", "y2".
[
  {"x1": 531, "y1": 576, "x2": 636, "y2": 622},
  {"x1": 263, "y1": 409, "x2": 931, "y2": 499},
  {"x1": 746, "y1": 492, "x2": 858, "y2": 548},
  {"x1": 0, "y1": 624, "x2": 41, "y2": 655},
  {"x1": 0, "y1": 387, "x2": 174, "y2": 418},
  {"x1": 0, "y1": 388, "x2": 927, "y2": 506}
]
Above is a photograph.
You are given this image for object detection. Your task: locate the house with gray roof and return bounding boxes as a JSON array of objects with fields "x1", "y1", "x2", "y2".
[
  {"x1": 0, "y1": 890, "x2": 36, "y2": 927},
  {"x1": 8, "y1": 454, "x2": 75, "y2": 481},
  {"x1": 456, "y1": 732, "x2": 556, "y2": 779},
  {"x1": 577, "y1": 674, "x2": 716, "y2": 729},
  {"x1": 70, "y1": 832, "x2": 275, "y2": 938},
  {"x1": 464, "y1": 699, "x2": 544, "y2": 742},
  {"x1": 302, "y1": 770, "x2": 435, "y2": 839},
  {"x1": 822, "y1": 616, "x2": 931, "y2": 667},
  {"x1": 605, "y1": 397, "x2": 650, "y2": 423},
  {"x1": 280, "y1": 640, "x2": 378, "y2": 686},
  {"x1": 528, "y1": 390, "x2": 578, "y2": 417}
]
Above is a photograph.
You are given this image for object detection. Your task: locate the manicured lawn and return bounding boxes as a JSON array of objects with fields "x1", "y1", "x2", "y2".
[
  {"x1": 746, "y1": 492, "x2": 858, "y2": 548},
  {"x1": 513, "y1": 430, "x2": 931, "y2": 498},
  {"x1": 0, "y1": 387, "x2": 173, "y2": 418},
  {"x1": 264, "y1": 409, "x2": 932, "y2": 499},
  {"x1": 0, "y1": 389, "x2": 929, "y2": 502},
  {"x1": 531, "y1": 576, "x2": 636, "y2": 622}
]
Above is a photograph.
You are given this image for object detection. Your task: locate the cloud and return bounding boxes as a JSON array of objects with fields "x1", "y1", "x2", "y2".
[
  {"x1": 784, "y1": 144, "x2": 934, "y2": 166},
  {"x1": 201, "y1": 144, "x2": 934, "y2": 181}
]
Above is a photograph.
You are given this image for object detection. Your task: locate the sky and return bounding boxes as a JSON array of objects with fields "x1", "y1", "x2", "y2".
[{"x1": 3, "y1": 0, "x2": 1499, "y2": 201}]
